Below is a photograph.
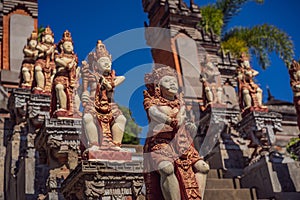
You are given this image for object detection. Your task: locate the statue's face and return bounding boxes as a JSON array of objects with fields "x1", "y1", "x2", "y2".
[
  {"x1": 97, "y1": 57, "x2": 112, "y2": 72},
  {"x1": 44, "y1": 34, "x2": 54, "y2": 44},
  {"x1": 62, "y1": 41, "x2": 73, "y2": 53},
  {"x1": 29, "y1": 39, "x2": 37, "y2": 48},
  {"x1": 159, "y1": 75, "x2": 178, "y2": 97}
]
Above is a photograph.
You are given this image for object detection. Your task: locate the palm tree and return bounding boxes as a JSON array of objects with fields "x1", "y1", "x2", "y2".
[{"x1": 199, "y1": 0, "x2": 294, "y2": 69}]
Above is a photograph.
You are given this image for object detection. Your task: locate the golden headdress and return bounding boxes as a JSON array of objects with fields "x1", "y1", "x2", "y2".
[
  {"x1": 145, "y1": 65, "x2": 178, "y2": 86},
  {"x1": 27, "y1": 30, "x2": 38, "y2": 41},
  {"x1": 60, "y1": 30, "x2": 73, "y2": 43},
  {"x1": 96, "y1": 40, "x2": 112, "y2": 61},
  {"x1": 43, "y1": 26, "x2": 54, "y2": 36}
]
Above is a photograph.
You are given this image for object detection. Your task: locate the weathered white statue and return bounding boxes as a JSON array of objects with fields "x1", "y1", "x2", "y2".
[
  {"x1": 143, "y1": 65, "x2": 209, "y2": 200},
  {"x1": 82, "y1": 40, "x2": 126, "y2": 150},
  {"x1": 20, "y1": 30, "x2": 39, "y2": 88},
  {"x1": 33, "y1": 26, "x2": 57, "y2": 94}
]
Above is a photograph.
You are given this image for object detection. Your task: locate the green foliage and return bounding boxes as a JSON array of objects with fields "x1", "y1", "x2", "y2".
[
  {"x1": 286, "y1": 137, "x2": 300, "y2": 161},
  {"x1": 200, "y1": 5, "x2": 224, "y2": 36},
  {"x1": 221, "y1": 36, "x2": 248, "y2": 57},
  {"x1": 119, "y1": 105, "x2": 142, "y2": 145},
  {"x1": 223, "y1": 24, "x2": 294, "y2": 69},
  {"x1": 215, "y1": 0, "x2": 264, "y2": 33},
  {"x1": 199, "y1": 0, "x2": 294, "y2": 69},
  {"x1": 38, "y1": 26, "x2": 45, "y2": 42}
]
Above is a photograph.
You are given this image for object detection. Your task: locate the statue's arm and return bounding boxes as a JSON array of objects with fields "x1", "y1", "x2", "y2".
[
  {"x1": 114, "y1": 76, "x2": 125, "y2": 86},
  {"x1": 176, "y1": 105, "x2": 186, "y2": 127},
  {"x1": 251, "y1": 69, "x2": 259, "y2": 77},
  {"x1": 55, "y1": 57, "x2": 67, "y2": 67},
  {"x1": 148, "y1": 105, "x2": 173, "y2": 125}
]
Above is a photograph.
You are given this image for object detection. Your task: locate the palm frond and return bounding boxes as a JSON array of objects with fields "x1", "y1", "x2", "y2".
[
  {"x1": 222, "y1": 24, "x2": 294, "y2": 69},
  {"x1": 199, "y1": 5, "x2": 224, "y2": 35},
  {"x1": 215, "y1": 0, "x2": 264, "y2": 34}
]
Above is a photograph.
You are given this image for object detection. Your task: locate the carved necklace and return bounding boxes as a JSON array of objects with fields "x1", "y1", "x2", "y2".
[{"x1": 157, "y1": 95, "x2": 181, "y2": 109}]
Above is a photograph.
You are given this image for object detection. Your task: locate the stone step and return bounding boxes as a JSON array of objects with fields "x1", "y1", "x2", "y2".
[
  {"x1": 274, "y1": 192, "x2": 300, "y2": 200},
  {"x1": 206, "y1": 178, "x2": 240, "y2": 189},
  {"x1": 204, "y1": 188, "x2": 256, "y2": 200},
  {"x1": 207, "y1": 169, "x2": 222, "y2": 179}
]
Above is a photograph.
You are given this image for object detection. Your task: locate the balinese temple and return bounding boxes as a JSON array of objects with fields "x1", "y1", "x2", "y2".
[{"x1": 0, "y1": 0, "x2": 298, "y2": 199}]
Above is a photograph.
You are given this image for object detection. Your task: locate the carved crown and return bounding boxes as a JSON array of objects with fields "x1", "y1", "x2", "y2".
[
  {"x1": 96, "y1": 40, "x2": 112, "y2": 61},
  {"x1": 145, "y1": 65, "x2": 178, "y2": 86},
  {"x1": 61, "y1": 30, "x2": 73, "y2": 43},
  {"x1": 43, "y1": 26, "x2": 54, "y2": 36},
  {"x1": 27, "y1": 30, "x2": 38, "y2": 41}
]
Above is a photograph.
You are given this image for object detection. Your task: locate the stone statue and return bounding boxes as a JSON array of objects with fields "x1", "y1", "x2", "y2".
[
  {"x1": 237, "y1": 53, "x2": 267, "y2": 111},
  {"x1": 50, "y1": 30, "x2": 79, "y2": 118},
  {"x1": 289, "y1": 60, "x2": 300, "y2": 131},
  {"x1": 200, "y1": 54, "x2": 223, "y2": 107},
  {"x1": 32, "y1": 26, "x2": 57, "y2": 95},
  {"x1": 19, "y1": 30, "x2": 39, "y2": 89},
  {"x1": 81, "y1": 40, "x2": 126, "y2": 151},
  {"x1": 143, "y1": 65, "x2": 209, "y2": 200}
]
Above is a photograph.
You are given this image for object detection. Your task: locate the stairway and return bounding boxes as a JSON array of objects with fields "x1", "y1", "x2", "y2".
[{"x1": 204, "y1": 169, "x2": 257, "y2": 200}]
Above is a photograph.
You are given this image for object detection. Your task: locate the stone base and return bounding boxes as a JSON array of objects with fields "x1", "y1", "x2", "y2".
[
  {"x1": 61, "y1": 160, "x2": 145, "y2": 200},
  {"x1": 241, "y1": 155, "x2": 300, "y2": 199},
  {"x1": 84, "y1": 149, "x2": 132, "y2": 161}
]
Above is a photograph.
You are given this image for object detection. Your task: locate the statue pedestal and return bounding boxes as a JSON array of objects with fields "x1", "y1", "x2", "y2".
[
  {"x1": 61, "y1": 160, "x2": 145, "y2": 200},
  {"x1": 84, "y1": 149, "x2": 132, "y2": 161},
  {"x1": 35, "y1": 118, "x2": 82, "y2": 199},
  {"x1": 241, "y1": 155, "x2": 300, "y2": 200},
  {"x1": 237, "y1": 111, "x2": 282, "y2": 163},
  {"x1": 195, "y1": 107, "x2": 240, "y2": 157}
]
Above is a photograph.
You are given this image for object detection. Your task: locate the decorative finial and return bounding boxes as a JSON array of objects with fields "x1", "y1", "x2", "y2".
[
  {"x1": 27, "y1": 30, "x2": 38, "y2": 41},
  {"x1": 61, "y1": 30, "x2": 73, "y2": 43},
  {"x1": 96, "y1": 40, "x2": 112, "y2": 61},
  {"x1": 43, "y1": 26, "x2": 54, "y2": 36}
]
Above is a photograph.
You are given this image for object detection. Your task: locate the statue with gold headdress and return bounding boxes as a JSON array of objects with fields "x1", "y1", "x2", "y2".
[
  {"x1": 19, "y1": 30, "x2": 39, "y2": 89},
  {"x1": 50, "y1": 30, "x2": 79, "y2": 118},
  {"x1": 143, "y1": 65, "x2": 209, "y2": 200},
  {"x1": 237, "y1": 53, "x2": 267, "y2": 111},
  {"x1": 81, "y1": 40, "x2": 126, "y2": 151},
  {"x1": 32, "y1": 26, "x2": 57, "y2": 94}
]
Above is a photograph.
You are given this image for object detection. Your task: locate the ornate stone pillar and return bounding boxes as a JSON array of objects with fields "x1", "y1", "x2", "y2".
[
  {"x1": 237, "y1": 111, "x2": 282, "y2": 164},
  {"x1": 35, "y1": 118, "x2": 82, "y2": 199},
  {"x1": 61, "y1": 160, "x2": 145, "y2": 200}
]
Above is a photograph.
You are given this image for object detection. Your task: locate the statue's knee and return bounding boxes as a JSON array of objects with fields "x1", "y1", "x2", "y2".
[
  {"x1": 158, "y1": 161, "x2": 175, "y2": 176},
  {"x1": 83, "y1": 114, "x2": 94, "y2": 124},
  {"x1": 217, "y1": 87, "x2": 222, "y2": 92},
  {"x1": 242, "y1": 89, "x2": 249, "y2": 95},
  {"x1": 257, "y1": 88, "x2": 262, "y2": 93},
  {"x1": 22, "y1": 67, "x2": 29, "y2": 73},
  {"x1": 205, "y1": 87, "x2": 211, "y2": 92},
  {"x1": 35, "y1": 65, "x2": 42, "y2": 72},
  {"x1": 115, "y1": 114, "x2": 126, "y2": 124},
  {"x1": 194, "y1": 160, "x2": 209, "y2": 174},
  {"x1": 55, "y1": 84, "x2": 64, "y2": 92}
]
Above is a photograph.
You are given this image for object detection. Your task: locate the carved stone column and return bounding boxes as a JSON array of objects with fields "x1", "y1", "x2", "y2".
[
  {"x1": 35, "y1": 118, "x2": 82, "y2": 199},
  {"x1": 195, "y1": 107, "x2": 248, "y2": 177},
  {"x1": 6, "y1": 88, "x2": 31, "y2": 199},
  {"x1": 61, "y1": 160, "x2": 145, "y2": 200},
  {"x1": 196, "y1": 107, "x2": 240, "y2": 157},
  {"x1": 27, "y1": 94, "x2": 51, "y2": 199},
  {"x1": 237, "y1": 111, "x2": 282, "y2": 164}
]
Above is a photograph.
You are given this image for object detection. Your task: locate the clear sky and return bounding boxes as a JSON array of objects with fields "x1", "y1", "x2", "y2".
[{"x1": 38, "y1": 0, "x2": 300, "y2": 142}]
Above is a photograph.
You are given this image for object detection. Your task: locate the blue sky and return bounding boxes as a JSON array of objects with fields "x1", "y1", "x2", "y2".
[{"x1": 39, "y1": 0, "x2": 300, "y2": 140}]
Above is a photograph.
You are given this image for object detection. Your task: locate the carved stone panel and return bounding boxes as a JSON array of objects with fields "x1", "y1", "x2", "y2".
[{"x1": 62, "y1": 160, "x2": 145, "y2": 200}]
